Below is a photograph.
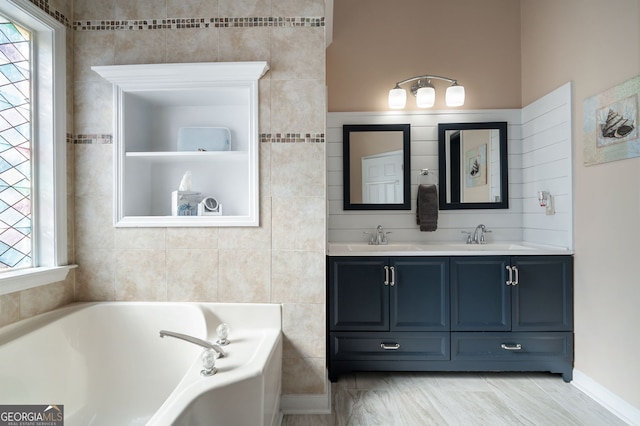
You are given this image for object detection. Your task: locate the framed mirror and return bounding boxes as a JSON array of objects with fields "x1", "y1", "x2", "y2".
[
  {"x1": 438, "y1": 122, "x2": 508, "y2": 210},
  {"x1": 343, "y1": 124, "x2": 411, "y2": 210}
]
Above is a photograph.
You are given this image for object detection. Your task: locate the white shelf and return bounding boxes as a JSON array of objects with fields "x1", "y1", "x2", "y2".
[
  {"x1": 93, "y1": 61, "x2": 268, "y2": 227},
  {"x1": 125, "y1": 151, "x2": 247, "y2": 164}
]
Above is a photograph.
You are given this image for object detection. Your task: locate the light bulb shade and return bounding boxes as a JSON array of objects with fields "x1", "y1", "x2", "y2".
[
  {"x1": 416, "y1": 86, "x2": 436, "y2": 108},
  {"x1": 445, "y1": 84, "x2": 465, "y2": 107},
  {"x1": 388, "y1": 88, "x2": 407, "y2": 109}
]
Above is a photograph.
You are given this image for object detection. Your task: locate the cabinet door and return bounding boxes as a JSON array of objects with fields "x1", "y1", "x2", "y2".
[
  {"x1": 511, "y1": 256, "x2": 573, "y2": 331},
  {"x1": 329, "y1": 257, "x2": 389, "y2": 331},
  {"x1": 389, "y1": 257, "x2": 449, "y2": 331},
  {"x1": 451, "y1": 256, "x2": 510, "y2": 331}
]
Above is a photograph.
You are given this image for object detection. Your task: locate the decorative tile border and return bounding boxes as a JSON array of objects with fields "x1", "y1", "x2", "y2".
[
  {"x1": 28, "y1": 0, "x2": 71, "y2": 27},
  {"x1": 74, "y1": 17, "x2": 325, "y2": 31},
  {"x1": 73, "y1": 134, "x2": 113, "y2": 145},
  {"x1": 29, "y1": 0, "x2": 324, "y2": 31},
  {"x1": 261, "y1": 133, "x2": 325, "y2": 143},
  {"x1": 71, "y1": 133, "x2": 324, "y2": 144}
]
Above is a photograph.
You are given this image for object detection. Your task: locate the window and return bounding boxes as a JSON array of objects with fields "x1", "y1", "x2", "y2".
[
  {"x1": 0, "y1": 0, "x2": 71, "y2": 295},
  {"x1": 0, "y1": 14, "x2": 32, "y2": 270}
]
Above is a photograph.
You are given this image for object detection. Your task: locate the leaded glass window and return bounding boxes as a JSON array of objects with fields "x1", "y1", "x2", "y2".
[{"x1": 0, "y1": 15, "x2": 31, "y2": 270}]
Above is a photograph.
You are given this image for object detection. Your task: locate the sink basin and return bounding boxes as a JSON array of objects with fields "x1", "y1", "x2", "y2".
[
  {"x1": 347, "y1": 244, "x2": 421, "y2": 251},
  {"x1": 328, "y1": 242, "x2": 570, "y2": 256},
  {"x1": 440, "y1": 243, "x2": 537, "y2": 251}
]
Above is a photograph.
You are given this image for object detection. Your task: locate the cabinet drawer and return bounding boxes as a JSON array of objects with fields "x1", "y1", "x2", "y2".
[
  {"x1": 452, "y1": 332, "x2": 573, "y2": 361},
  {"x1": 330, "y1": 332, "x2": 449, "y2": 361}
]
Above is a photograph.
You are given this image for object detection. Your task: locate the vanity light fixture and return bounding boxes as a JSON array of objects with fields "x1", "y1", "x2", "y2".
[{"x1": 388, "y1": 75, "x2": 465, "y2": 109}]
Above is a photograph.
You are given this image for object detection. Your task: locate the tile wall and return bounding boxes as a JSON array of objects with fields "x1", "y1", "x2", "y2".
[{"x1": 1, "y1": 0, "x2": 328, "y2": 398}]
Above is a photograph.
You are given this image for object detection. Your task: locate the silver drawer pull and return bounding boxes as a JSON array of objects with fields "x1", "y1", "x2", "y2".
[
  {"x1": 501, "y1": 343, "x2": 522, "y2": 351},
  {"x1": 390, "y1": 266, "x2": 395, "y2": 286},
  {"x1": 380, "y1": 343, "x2": 400, "y2": 350},
  {"x1": 383, "y1": 266, "x2": 389, "y2": 286},
  {"x1": 505, "y1": 265, "x2": 513, "y2": 285}
]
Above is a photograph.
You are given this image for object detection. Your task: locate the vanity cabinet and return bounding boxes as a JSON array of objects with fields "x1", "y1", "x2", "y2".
[
  {"x1": 327, "y1": 254, "x2": 574, "y2": 382},
  {"x1": 328, "y1": 256, "x2": 450, "y2": 381},
  {"x1": 93, "y1": 62, "x2": 268, "y2": 227}
]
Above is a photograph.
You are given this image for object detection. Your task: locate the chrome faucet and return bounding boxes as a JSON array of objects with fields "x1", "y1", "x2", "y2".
[
  {"x1": 365, "y1": 225, "x2": 390, "y2": 245},
  {"x1": 159, "y1": 330, "x2": 227, "y2": 358},
  {"x1": 471, "y1": 224, "x2": 489, "y2": 244}
]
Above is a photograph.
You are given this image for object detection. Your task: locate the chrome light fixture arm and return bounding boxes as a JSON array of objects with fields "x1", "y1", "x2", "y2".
[
  {"x1": 392, "y1": 74, "x2": 458, "y2": 91},
  {"x1": 389, "y1": 74, "x2": 464, "y2": 109}
]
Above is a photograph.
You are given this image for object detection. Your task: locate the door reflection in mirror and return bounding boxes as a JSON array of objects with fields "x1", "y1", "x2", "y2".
[{"x1": 343, "y1": 124, "x2": 411, "y2": 210}]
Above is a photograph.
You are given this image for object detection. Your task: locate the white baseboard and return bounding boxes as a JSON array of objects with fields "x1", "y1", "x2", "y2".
[
  {"x1": 280, "y1": 379, "x2": 332, "y2": 415},
  {"x1": 572, "y1": 369, "x2": 640, "y2": 425}
]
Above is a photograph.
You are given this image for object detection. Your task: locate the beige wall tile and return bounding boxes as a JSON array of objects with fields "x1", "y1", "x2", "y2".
[
  {"x1": 219, "y1": 0, "x2": 271, "y2": 17},
  {"x1": 282, "y1": 356, "x2": 326, "y2": 394},
  {"x1": 218, "y1": 197, "x2": 271, "y2": 249},
  {"x1": 75, "y1": 144, "x2": 112, "y2": 198},
  {"x1": 259, "y1": 142, "x2": 272, "y2": 197},
  {"x1": 115, "y1": 228, "x2": 167, "y2": 250},
  {"x1": 19, "y1": 280, "x2": 75, "y2": 320},
  {"x1": 218, "y1": 249, "x2": 271, "y2": 302},
  {"x1": 167, "y1": 249, "x2": 219, "y2": 301},
  {"x1": 271, "y1": 143, "x2": 325, "y2": 197},
  {"x1": 219, "y1": 28, "x2": 271, "y2": 62},
  {"x1": 75, "y1": 195, "x2": 115, "y2": 251},
  {"x1": 273, "y1": 0, "x2": 324, "y2": 16},
  {"x1": 271, "y1": 79, "x2": 326, "y2": 132},
  {"x1": 74, "y1": 31, "x2": 115, "y2": 83},
  {"x1": 271, "y1": 27, "x2": 324, "y2": 80},
  {"x1": 115, "y1": 30, "x2": 167, "y2": 65},
  {"x1": 166, "y1": 227, "x2": 219, "y2": 249},
  {"x1": 74, "y1": 81, "x2": 113, "y2": 135},
  {"x1": 166, "y1": 28, "x2": 219, "y2": 63},
  {"x1": 115, "y1": 0, "x2": 166, "y2": 19},
  {"x1": 272, "y1": 197, "x2": 325, "y2": 251},
  {"x1": 167, "y1": 0, "x2": 219, "y2": 18},
  {"x1": 74, "y1": 0, "x2": 115, "y2": 20},
  {"x1": 282, "y1": 303, "x2": 325, "y2": 358},
  {"x1": 259, "y1": 79, "x2": 272, "y2": 134},
  {"x1": 66, "y1": 144, "x2": 75, "y2": 197},
  {"x1": 0, "y1": 293, "x2": 20, "y2": 328},
  {"x1": 271, "y1": 250, "x2": 325, "y2": 303},
  {"x1": 48, "y1": 0, "x2": 72, "y2": 19},
  {"x1": 115, "y1": 249, "x2": 167, "y2": 300},
  {"x1": 75, "y1": 249, "x2": 116, "y2": 301}
]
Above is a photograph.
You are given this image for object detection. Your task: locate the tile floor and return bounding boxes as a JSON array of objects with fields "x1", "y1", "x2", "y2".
[{"x1": 282, "y1": 372, "x2": 627, "y2": 426}]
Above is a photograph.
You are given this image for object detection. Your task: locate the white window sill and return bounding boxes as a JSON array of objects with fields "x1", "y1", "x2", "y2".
[{"x1": 0, "y1": 265, "x2": 77, "y2": 296}]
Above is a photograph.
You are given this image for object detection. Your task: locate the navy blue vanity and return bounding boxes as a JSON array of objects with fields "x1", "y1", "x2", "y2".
[{"x1": 327, "y1": 243, "x2": 574, "y2": 382}]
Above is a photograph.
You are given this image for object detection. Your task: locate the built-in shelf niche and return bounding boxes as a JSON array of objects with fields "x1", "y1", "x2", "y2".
[{"x1": 93, "y1": 61, "x2": 269, "y2": 227}]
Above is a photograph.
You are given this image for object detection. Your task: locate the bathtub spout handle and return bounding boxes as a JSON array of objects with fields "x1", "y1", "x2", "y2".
[{"x1": 159, "y1": 330, "x2": 226, "y2": 358}]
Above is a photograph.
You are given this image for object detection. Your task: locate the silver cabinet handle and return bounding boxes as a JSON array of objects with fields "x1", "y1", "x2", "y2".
[
  {"x1": 512, "y1": 266, "x2": 519, "y2": 286},
  {"x1": 501, "y1": 343, "x2": 522, "y2": 351},
  {"x1": 390, "y1": 266, "x2": 395, "y2": 286},
  {"x1": 383, "y1": 266, "x2": 389, "y2": 286},
  {"x1": 380, "y1": 343, "x2": 400, "y2": 350},
  {"x1": 506, "y1": 265, "x2": 513, "y2": 285}
]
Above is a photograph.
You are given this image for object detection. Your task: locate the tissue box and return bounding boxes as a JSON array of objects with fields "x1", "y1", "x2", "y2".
[{"x1": 171, "y1": 191, "x2": 202, "y2": 216}]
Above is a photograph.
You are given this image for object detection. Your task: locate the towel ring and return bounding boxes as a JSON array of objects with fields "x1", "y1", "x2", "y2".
[{"x1": 418, "y1": 168, "x2": 431, "y2": 184}]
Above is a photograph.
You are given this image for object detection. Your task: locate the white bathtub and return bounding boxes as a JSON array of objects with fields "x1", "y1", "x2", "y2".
[{"x1": 0, "y1": 302, "x2": 282, "y2": 426}]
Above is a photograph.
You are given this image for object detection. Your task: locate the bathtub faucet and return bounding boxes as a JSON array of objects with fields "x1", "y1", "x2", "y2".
[{"x1": 159, "y1": 330, "x2": 227, "y2": 358}]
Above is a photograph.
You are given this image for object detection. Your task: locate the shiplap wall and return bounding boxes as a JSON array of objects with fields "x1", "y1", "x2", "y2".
[
  {"x1": 521, "y1": 82, "x2": 573, "y2": 249},
  {"x1": 327, "y1": 83, "x2": 573, "y2": 248},
  {"x1": 327, "y1": 109, "x2": 524, "y2": 243}
]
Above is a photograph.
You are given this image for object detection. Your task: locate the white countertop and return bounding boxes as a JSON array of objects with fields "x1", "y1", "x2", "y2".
[{"x1": 327, "y1": 241, "x2": 573, "y2": 256}]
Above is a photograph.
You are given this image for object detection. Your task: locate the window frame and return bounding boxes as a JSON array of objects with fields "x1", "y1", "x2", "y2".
[{"x1": 0, "y1": 0, "x2": 73, "y2": 295}]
